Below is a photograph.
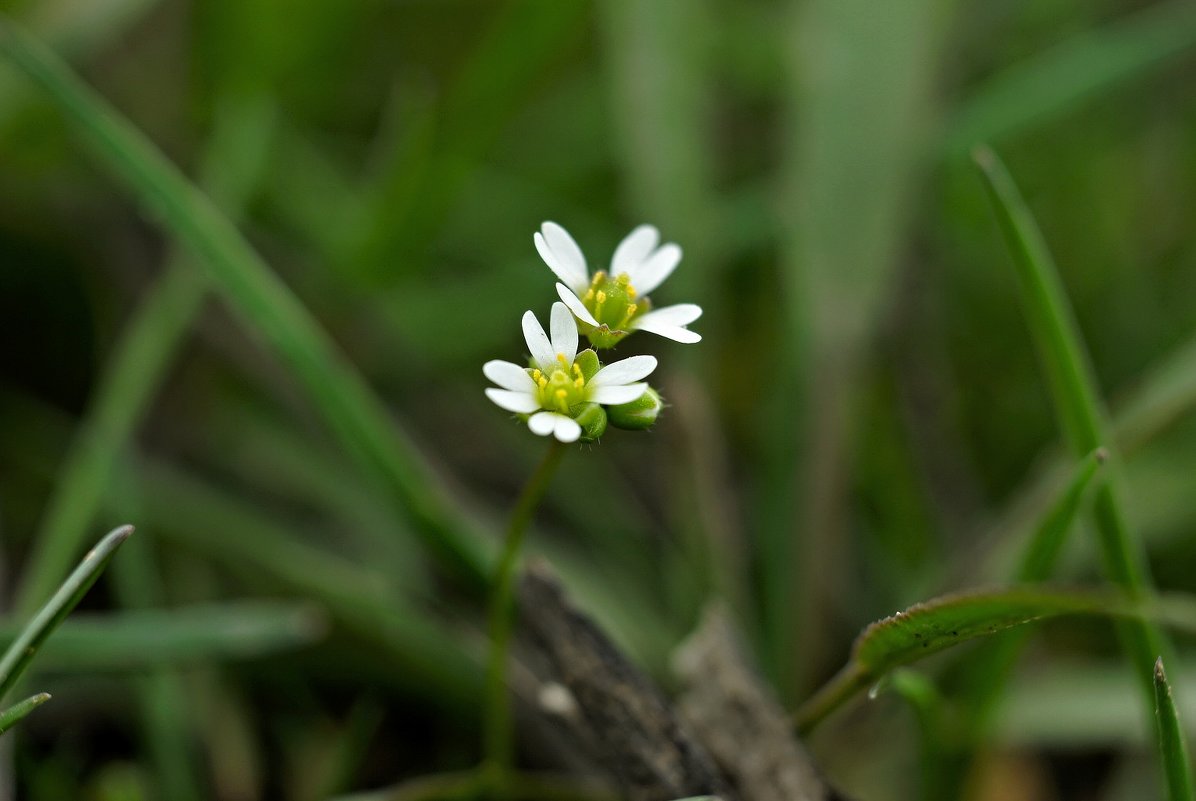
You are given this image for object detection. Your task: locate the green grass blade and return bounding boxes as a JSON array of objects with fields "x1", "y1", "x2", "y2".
[
  {"x1": 1155, "y1": 657, "x2": 1196, "y2": 801},
  {"x1": 0, "y1": 525, "x2": 132, "y2": 702},
  {"x1": 946, "y1": 0, "x2": 1196, "y2": 157},
  {"x1": 888, "y1": 670, "x2": 952, "y2": 801},
  {"x1": 1017, "y1": 447, "x2": 1106, "y2": 582},
  {"x1": 973, "y1": 145, "x2": 1170, "y2": 705},
  {"x1": 0, "y1": 692, "x2": 52, "y2": 736},
  {"x1": 0, "y1": 16, "x2": 491, "y2": 588},
  {"x1": 0, "y1": 603, "x2": 323, "y2": 670}
]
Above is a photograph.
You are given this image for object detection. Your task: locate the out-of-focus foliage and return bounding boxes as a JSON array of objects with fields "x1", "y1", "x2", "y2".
[{"x1": 1, "y1": 1, "x2": 1195, "y2": 799}]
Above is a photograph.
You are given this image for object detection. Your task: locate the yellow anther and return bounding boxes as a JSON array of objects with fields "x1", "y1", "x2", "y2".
[
  {"x1": 537, "y1": 376, "x2": 548, "y2": 389},
  {"x1": 626, "y1": 303, "x2": 638, "y2": 317},
  {"x1": 555, "y1": 389, "x2": 567, "y2": 400},
  {"x1": 556, "y1": 352, "x2": 567, "y2": 364},
  {"x1": 584, "y1": 288, "x2": 594, "y2": 302},
  {"x1": 572, "y1": 363, "x2": 582, "y2": 376},
  {"x1": 532, "y1": 369, "x2": 542, "y2": 381},
  {"x1": 616, "y1": 272, "x2": 631, "y2": 286},
  {"x1": 596, "y1": 290, "x2": 607, "y2": 305},
  {"x1": 627, "y1": 285, "x2": 637, "y2": 299},
  {"x1": 574, "y1": 377, "x2": 584, "y2": 388},
  {"x1": 591, "y1": 270, "x2": 607, "y2": 285}
]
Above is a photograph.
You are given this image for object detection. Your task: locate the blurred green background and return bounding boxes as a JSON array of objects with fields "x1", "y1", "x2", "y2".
[{"x1": 1, "y1": 0, "x2": 1196, "y2": 798}]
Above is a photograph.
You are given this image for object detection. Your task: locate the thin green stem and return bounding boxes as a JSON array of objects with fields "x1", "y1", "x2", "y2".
[{"x1": 482, "y1": 441, "x2": 567, "y2": 787}]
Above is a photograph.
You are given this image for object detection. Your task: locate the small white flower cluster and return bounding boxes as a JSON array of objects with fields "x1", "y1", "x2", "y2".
[{"x1": 485, "y1": 222, "x2": 701, "y2": 443}]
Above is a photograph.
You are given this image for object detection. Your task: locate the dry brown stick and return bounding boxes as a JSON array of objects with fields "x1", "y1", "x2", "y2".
[
  {"x1": 673, "y1": 605, "x2": 849, "y2": 801},
  {"x1": 518, "y1": 561, "x2": 738, "y2": 801}
]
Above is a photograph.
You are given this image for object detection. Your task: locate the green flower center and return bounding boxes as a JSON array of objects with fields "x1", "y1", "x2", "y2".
[
  {"x1": 583, "y1": 271, "x2": 642, "y2": 330},
  {"x1": 531, "y1": 354, "x2": 588, "y2": 413}
]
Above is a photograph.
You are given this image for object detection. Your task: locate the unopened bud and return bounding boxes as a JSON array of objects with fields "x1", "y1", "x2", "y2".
[
  {"x1": 571, "y1": 402, "x2": 607, "y2": 442},
  {"x1": 608, "y1": 386, "x2": 663, "y2": 430}
]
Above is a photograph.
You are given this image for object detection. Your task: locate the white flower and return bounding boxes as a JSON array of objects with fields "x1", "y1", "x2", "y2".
[
  {"x1": 484, "y1": 302, "x2": 658, "y2": 443},
  {"x1": 534, "y1": 221, "x2": 702, "y2": 348}
]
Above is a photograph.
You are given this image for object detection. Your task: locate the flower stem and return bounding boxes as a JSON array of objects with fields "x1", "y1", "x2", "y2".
[{"x1": 482, "y1": 440, "x2": 567, "y2": 788}]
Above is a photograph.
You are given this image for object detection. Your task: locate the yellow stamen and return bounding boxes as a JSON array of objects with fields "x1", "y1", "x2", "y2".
[
  {"x1": 537, "y1": 376, "x2": 548, "y2": 389},
  {"x1": 574, "y1": 377, "x2": 584, "y2": 388},
  {"x1": 596, "y1": 290, "x2": 607, "y2": 306},
  {"x1": 627, "y1": 285, "x2": 637, "y2": 299},
  {"x1": 554, "y1": 388, "x2": 569, "y2": 413},
  {"x1": 616, "y1": 272, "x2": 631, "y2": 286},
  {"x1": 532, "y1": 369, "x2": 542, "y2": 381},
  {"x1": 556, "y1": 352, "x2": 567, "y2": 364},
  {"x1": 584, "y1": 288, "x2": 594, "y2": 302}
]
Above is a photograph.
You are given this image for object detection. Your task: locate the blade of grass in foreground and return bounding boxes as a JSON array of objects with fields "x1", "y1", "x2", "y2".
[
  {"x1": 0, "y1": 693, "x2": 52, "y2": 735},
  {"x1": 0, "y1": 16, "x2": 490, "y2": 588},
  {"x1": 974, "y1": 145, "x2": 1172, "y2": 695},
  {"x1": 1155, "y1": 657, "x2": 1195, "y2": 801},
  {"x1": 0, "y1": 526, "x2": 133, "y2": 702}
]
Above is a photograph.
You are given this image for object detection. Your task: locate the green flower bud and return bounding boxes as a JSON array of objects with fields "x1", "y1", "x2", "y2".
[
  {"x1": 608, "y1": 386, "x2": 663, "y2": 430},
  {"x1": 571, "y1": 402, "x2": 608, "y2": 442},
  {"x1": 573, "y1": 348, "x2": 601, "y2": 381}
]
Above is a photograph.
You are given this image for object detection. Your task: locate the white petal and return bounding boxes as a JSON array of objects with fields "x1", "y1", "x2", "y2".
[
  {"x1": 528, "y1": 411, "x2": 558, "y2": 436},
  {"x1": 486, "y1": 388, "x2": 540, "y2": 414},
  {"x1": 528, "y1": 412, "x2": 580, "y2": 443},
  {"x1": 556, "y1": 283, "x2": 599, "y2": 326},
  {"x1": 631, "y1": 303, "x2": 702, "y2": 328},
  {"x1": 610, "y1": 225, "x2": 659, "y2": 275},
  {"x1": 483, "y1": 360, "x2": 535, "y2": 392},
  {"x1": 521, "y1": 310, "x2": 555, "y2": 372},
  {"x1": 589, "y1": 354, "x2": 657, "y2": 387},
  {"x1": 629, "y1": 243, "x2": 682, "y2": 295},
  {"x1": 632, "y1": 318, "x2": 702, "y2": 343},
  {"x1": 552, "y1": 415, "x2": 581, "y2": 443},
  {"x1": 549, "y1": 302, "x2": 578, "y2": 365},
  {"x1": 590, "y1": 383, "x2": 648, "y2": 405},
  {"x1": 534, "y1": 222, "x2": 589, "y2": 294}
]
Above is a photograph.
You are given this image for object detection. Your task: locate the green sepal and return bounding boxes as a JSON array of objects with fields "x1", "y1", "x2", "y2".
[
  {"x1": 608, "y1": 387, "x2": 663, "y2": 430},
  {"x1": 571, "y1": 402, "x2": 607, "y2": 442},
  {"x1": 584, "y1": 325, "x2": 628, "y2": 350},
  {"x1": 574, "y1": 349, "x2": 600, "y2": 381}
]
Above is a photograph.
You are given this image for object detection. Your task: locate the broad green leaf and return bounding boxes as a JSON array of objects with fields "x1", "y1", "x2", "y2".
[
  {"x1": 0, "y1": 525, "x2": 132, "y2": 702},
  {"x1": 1155, "y1": 658, "x2": 1195, "y2": 801},
  {"x1": 0, "y1": 692, "x2": 51, "y2": 736}
]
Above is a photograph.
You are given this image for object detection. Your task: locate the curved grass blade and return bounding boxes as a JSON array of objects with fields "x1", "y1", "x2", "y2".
[
  {"x1": 0, "y1": 16, "x2": 490, "y2": 588},
  {"x1": 0, "y1": 692, "x2": 51, "y2": 736},
  {"x1": 973, "y1": 144, "x2": 1171, "y2": 709},
  {"x1": 0, "y1": 525, "x2": 132, "y2": 702},
  {"x1": 795, "y1": 586, "x2": 1193, "y2": 734},
  {"x1": 1155, "y1": 657, "x2": 1195, "y2": 801}
]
